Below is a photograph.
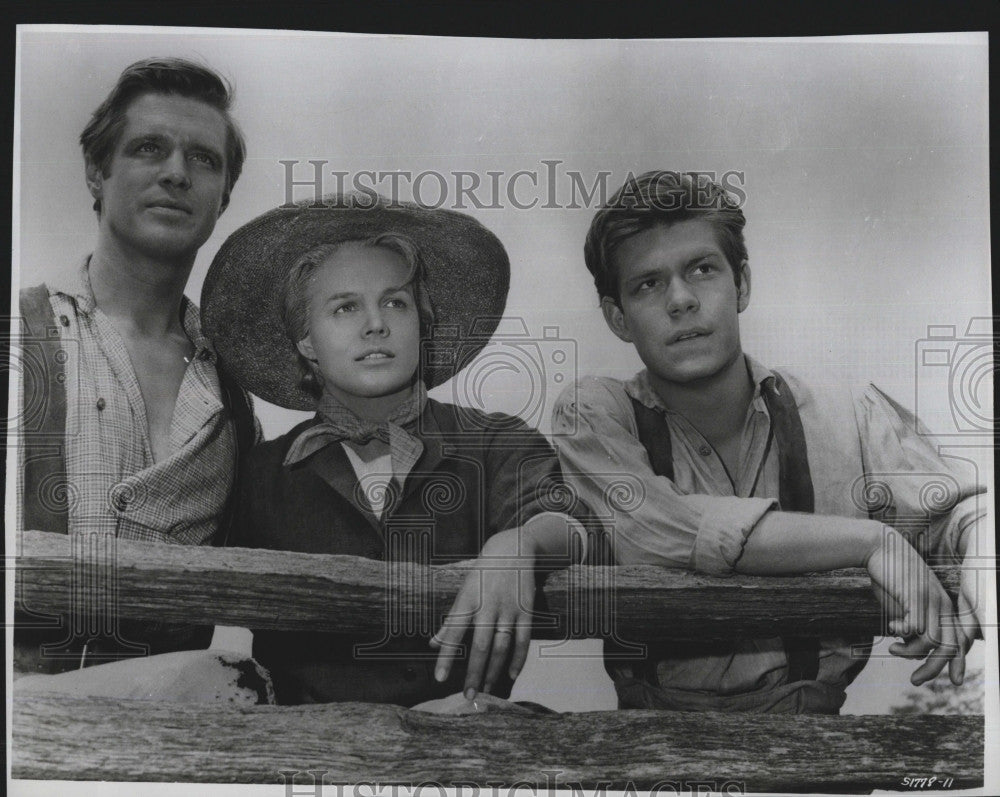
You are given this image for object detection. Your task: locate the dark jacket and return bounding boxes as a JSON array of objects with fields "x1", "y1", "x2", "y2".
[{"x1": 230, "y1": 399, "x2": 599, "y2": 705}]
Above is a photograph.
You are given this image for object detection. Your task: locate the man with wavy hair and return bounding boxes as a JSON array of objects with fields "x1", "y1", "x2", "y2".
[
  {"x1": 553, "y1": 170, "x2": 986, "y2": 713},
  {"x1": 17, "y1": 58, "x2": 256, "y2": 674}
]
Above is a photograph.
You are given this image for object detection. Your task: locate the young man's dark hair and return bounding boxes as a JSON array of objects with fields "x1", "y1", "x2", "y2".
[
  {"x1": 79, "y1": 57, "x2": 246, "y2": 212},
  {"x1": 584, "y1": 170, "x2": 747, "y2": 304},
  {"x1": 553, "y1": 169, "x2": 985, "y2": 714}
]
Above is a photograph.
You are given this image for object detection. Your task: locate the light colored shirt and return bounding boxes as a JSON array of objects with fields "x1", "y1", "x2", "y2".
[
  {"x1": 551, "y1": 357, "x2": 985, "y2": 705},
  {"x1": 37, "y1": 261, "x2": 239, "y2": 544},
  {"x1": 553, "y1": 357, "x2": 981, "y2": 573}
]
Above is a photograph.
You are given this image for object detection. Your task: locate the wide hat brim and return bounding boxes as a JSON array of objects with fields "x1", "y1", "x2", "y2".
[{"x1": 202, "y1": 194, "x2": 510, "y2": 410}]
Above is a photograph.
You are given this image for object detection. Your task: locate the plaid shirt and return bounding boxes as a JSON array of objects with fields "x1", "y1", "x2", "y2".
[{"x1": 37, "y1": 261, "x2": 239, "y2": 544}]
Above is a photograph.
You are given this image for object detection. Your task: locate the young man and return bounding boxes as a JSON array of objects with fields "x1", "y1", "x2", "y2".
[
  {"x1": 16, "y1": 58, "x2": 256, "y2": 672},
  {"x1": 552, "y1": 171, "x2": 985, "y2": 713}
]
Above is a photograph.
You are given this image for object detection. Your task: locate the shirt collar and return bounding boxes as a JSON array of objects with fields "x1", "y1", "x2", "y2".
[
  {"x1": 178, "y1": 296, "x2": 214, "y2": 359},
  {"x1": 52, "y1": 256, "x2": 216, "y2": 359},
  {"x1": 43, "y1": 257, "x2": 98, "y2": 313},
  {"x1": 624, "y1": 354, "x2": 775, "y2": 414}
]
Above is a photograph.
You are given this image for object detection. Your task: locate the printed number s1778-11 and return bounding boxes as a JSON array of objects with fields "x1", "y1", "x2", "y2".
[{"x1": 901, "y1": 776, "x2": 956, "y2": 789}]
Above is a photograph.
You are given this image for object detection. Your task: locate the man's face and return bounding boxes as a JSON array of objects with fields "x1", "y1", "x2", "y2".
[
  {"x1": 86, "y1": 92, "x2": 229, "y2": 264},
  {"x1": 602, "y1": 219, "x2": 750, "y2": 389},
  {"x1": 297, "y1": 243, "x2": 422, "y2": 409}
]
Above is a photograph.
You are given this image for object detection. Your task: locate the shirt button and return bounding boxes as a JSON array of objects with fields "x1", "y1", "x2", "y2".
[
  {"x1": 698, "y1": 444, "x2": 712, "y2": 457},
  {"x1": 59, "y1": 315, "x2": 70, "y2": 327},
  {"x1": 96, "y1": 398, "x2": 106, "y2": 411},
  {"x1": 403, "y1": 666, "x2": 418, "y2": 682},
  {"x1": 113, "y1": 492, "x2": 129, "y2": 511}
]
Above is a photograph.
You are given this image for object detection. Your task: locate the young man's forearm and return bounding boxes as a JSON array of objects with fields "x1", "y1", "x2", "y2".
[{"x1": 736, "y1": 512, "x2": 884, "y2": 575}]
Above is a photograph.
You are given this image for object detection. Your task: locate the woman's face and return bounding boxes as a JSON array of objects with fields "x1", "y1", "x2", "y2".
[{"x1": 297, "y1": 242, "x2": 422, "y2": 410}]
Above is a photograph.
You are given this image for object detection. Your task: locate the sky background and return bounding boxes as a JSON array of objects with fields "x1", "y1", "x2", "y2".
[{"x1": 9, "y1": 26, "x2": 993, "y2": 738}]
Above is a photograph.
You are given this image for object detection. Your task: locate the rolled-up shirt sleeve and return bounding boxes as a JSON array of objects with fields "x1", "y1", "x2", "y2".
[
  {"x1": 551, "y1": 377, "x2": 774, "y2": 575},
  {"x1": 855, "y1": 384, "x2": 987, "y2": 562}
]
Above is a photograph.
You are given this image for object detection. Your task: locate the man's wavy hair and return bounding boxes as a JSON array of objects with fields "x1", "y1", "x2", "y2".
[
  {"x1": 282, "y1": 234, "x2": 437, "y2": 399},
  {"x1": 80, "y1": 57, "x2": 246, "y2": 213},
  {"x1": 584, "y1": 170, "x2": 747, "y2": 305}
]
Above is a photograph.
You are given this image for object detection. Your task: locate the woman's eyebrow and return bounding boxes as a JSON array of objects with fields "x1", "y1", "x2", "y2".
[
  {"x1": 381, "y1": 283, "x2": 414, "y2": 297},
  {"x1": 320, "y1": 291, "x2": 358, "y2": 303}
]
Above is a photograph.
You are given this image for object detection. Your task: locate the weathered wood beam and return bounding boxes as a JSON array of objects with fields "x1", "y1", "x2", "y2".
[
  {"x1": 11, "y1": 694, "x2": 983, "y2": 791},
  {"x1": 14, "y1": 530, "x2": 961, "y2": 641}
]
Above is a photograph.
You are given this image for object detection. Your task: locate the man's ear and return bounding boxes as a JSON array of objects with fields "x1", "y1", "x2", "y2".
[
  {"x1": 600, "y1": 296, "x2": 633, "y2": 343},
  {"x1": 84, "y1": 160, "x2": 103, "y2": 200},
  {"x1": 296, "y1": 336, "x2": 316, "y2": 362},
  {"x1": 736, "y1": 261, "x2": 751, "y2": 313}
]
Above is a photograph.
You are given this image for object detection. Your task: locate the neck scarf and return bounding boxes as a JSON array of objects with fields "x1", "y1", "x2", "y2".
[{"x1": 284, "y1": 383, "x2": 428, "y2": 475}]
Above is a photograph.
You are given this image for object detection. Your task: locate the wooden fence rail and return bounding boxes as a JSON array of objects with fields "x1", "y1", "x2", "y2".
[
  {"x1": 11, "y1": 530, "x2": 984, "y2": 791},
  {"x1": 11, "y1": 695, "x2": 984, "y2": 791},
  {"x1": 13, "y1": 529, "x2": 962, "y2": 640}
]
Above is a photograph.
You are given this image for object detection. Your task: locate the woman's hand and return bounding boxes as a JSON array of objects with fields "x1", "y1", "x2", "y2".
[
  {"x1": 430, "y1": 528, "x2": 537, "y2": 700},
  {"x1": 865, "y1": 527, "x2": 965, "y2": 686}
]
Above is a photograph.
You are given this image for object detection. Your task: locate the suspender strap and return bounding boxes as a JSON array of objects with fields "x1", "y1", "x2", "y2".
[
  {"x1": 760, "y1": 373, "x2": 819, "y2": 681},
  {"x1": 630, "y1": 374, "x2": 815, "y2": 513},
  {"x1": 760, "y1": 373, "x2": 814, "y2": 513},
  {"x1": 630, "y1": 397, "x2": 675, "y2": 480},
  {"x1": 630, "y1": 374, "x2": 820, "y2": 682},
  {"x1": 18, "y1": 285, "x2": 69, "y2": 534},
  {"x1": 215, "y1": 359, "x2": 255, "y2": 547}
]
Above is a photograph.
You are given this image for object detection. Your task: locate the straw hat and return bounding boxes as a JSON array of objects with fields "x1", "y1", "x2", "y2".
[{"x1": 202, "y1": 194, "x2": 510, "y2": 409}]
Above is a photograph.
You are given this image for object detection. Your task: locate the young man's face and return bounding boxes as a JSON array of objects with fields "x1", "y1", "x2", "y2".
[
  {"x1": 297, "y1": 243, "x2": 422, "y2": 409},
  {"x1": 86, "y1": 92, "x2": 230, "y2": 264},
  {"x1": 602, "y1": 219, "x2": 750, "y2": 389}
]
